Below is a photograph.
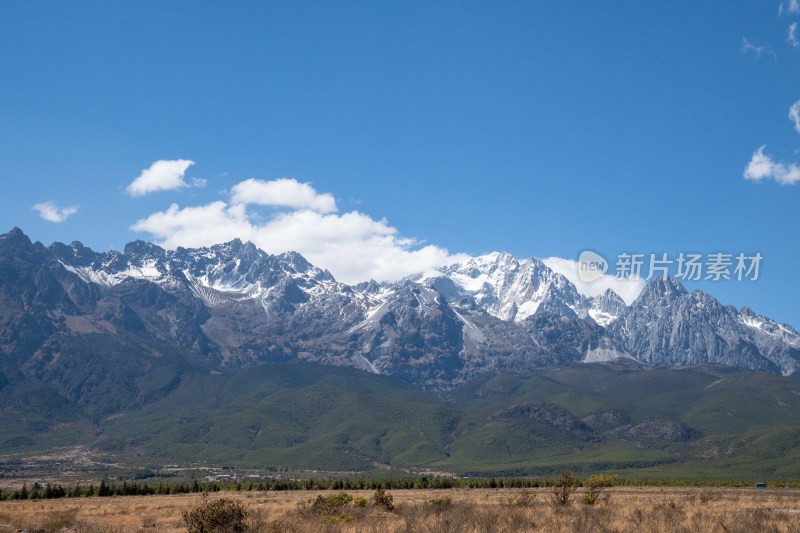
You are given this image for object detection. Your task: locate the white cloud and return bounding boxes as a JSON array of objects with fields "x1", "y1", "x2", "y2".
[
  {"x1": 542, "y1": 257, "x2": 645, "y2": 305},
  {"x1": 230, "y1": 178, "x2": 337, "y2": 213},
  {"x1": 789, "y1": 23, "x2": 799, "y2": 48},
  {"x1": 785, "y1": 0, "x2": 800, "y2": 14},
  {"x1": 191, "y1": 177, "x2": 208, "y2": 188},
  {"x1": 32, "y1": 200, "x2": 78, "y2": 223},
  {"x1": 744, "y1": 145, "x2": 800, "y2": 185},
  {"x1": 126, "y1": 159, "x2": 196, "y2": 197},
  {"x1": 790, "y1": 100, "x2": 800, "y2": 133},
  {"x1": 130, "y1": 202, "x2": 255, "y2": 249},
  {"x1": 131, "y1": 179, "x2": 465, "y2": 283},
  {"x1": 740, "y1": 38, "x2": 777, "y2": 60}
]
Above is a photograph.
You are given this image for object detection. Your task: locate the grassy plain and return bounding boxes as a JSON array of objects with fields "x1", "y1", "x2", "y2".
[{"x1": 2, "y1": 486, "x2": 800, "y2": 532}]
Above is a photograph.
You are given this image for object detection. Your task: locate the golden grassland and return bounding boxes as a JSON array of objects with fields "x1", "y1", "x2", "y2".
[{"x1": 2, "y1": 486, "x2": 800, "y2": 532}]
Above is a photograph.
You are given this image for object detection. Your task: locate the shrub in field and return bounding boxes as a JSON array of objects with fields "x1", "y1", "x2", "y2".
[
  {"x1": 311, "y1": 492, "x2": 353, "y2": 515},
  {"x1": 182, "y1": 493, "x2": 248, "y2": 533},
  {"x1": 581, "y1": 475, "x2": 618, "y2": 505},
  {"x1": 552, "y1": 470, "x2": 578, "y2": 506},
  {"x1": 354, "y1": 497, "x2": 368, "y2": 507},
  {"x1": 372, "y1": 488, "x2": 395, "y2": 511},
  {"x1": 512, "y1": 489, "x2": 534, "y2": 506}
]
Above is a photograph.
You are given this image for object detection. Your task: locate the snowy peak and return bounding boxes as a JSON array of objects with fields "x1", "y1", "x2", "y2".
[
  {"x1": 589, "y1": 289, "x2": 627, "y2": 327},
  {"x1": 738, "y1": 306, "x2": 800, "y2": 348},
  {"x1": 54, "y1": 237, "x2": 337, "y2": 304},
  {"x1": 416, "y1": 252, "x2": 592, "y2": 322},
  {"x1": 5, "y1": 227, "x2": 799, "y2": 383}
]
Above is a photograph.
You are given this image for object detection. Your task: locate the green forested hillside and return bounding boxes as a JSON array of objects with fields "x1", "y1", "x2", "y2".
[{"x1": 7, "y1": 361, "x2": 800, "y2": 480}]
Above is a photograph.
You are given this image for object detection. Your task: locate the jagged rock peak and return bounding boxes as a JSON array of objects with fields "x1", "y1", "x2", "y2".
[
  {"x1": 123, "y1": 240, "x2": 167, "y2": 259},
  {"x1": 636, "y1": 276, "x2": 687, "y2": 301},
  {"x1": 2, "y1": 226, "x2": 32, "y2": 246}
]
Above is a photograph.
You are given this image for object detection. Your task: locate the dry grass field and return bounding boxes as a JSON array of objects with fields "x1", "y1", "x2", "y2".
[{"x1": 2, "y1": 486, "x2": 800, "y2": 532}]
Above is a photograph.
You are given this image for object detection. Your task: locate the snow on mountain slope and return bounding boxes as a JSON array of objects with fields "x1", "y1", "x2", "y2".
[
  {"x1": 40, "y1": 229, "x2": 800, "y2": 379},
  {"x1": 52, "y1": 238, "x2": 358, "y2": 313},
  {"x1": 413, "y1": 252, "x2": 602, "y2": 322},
  {"x1": 588, "y1": 289, "x2": 627, "y2": 327},
  {"x1": 54, "y1": 237, "x2": 631, "y2": 334},
  {"x1": 738, "y1": 307, "x2": 800, "y2": 348}
]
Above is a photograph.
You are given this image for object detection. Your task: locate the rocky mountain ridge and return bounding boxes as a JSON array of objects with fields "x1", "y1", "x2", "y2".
[{"x1": 1, "y1": 227, "x2": 798, "y2": 416}]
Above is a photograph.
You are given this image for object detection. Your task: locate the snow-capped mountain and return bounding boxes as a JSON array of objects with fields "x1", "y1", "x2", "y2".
[
  {"x1": 2, "y1": 227, "x2": 799, "y2": 408},
  {"x1": 587, "y1": 289, "x2": 627, "y2": 327},
  {"x1": 609, "y1": 277, "x2": 800, "y2": 376},
  {"x1": 413, "y1": 252, "x2": 594, "y2": 321},
  {"x1": 51, "y1": 237, "x2": 343, "y2": 308}
]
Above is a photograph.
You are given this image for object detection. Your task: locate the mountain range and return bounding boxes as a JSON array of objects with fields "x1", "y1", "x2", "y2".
[{"x1": 2, "y1": 226, "x2": 800, "y2": 478}]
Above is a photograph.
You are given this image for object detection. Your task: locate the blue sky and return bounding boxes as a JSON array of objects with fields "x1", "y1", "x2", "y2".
[{"x1": 1, "y1": 1, "x2": 799, "y2": 327}]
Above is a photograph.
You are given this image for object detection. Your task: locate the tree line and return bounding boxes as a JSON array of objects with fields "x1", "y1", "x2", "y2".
[{"x1": 0, "y1": 476, "x2": 788, "y2": 501}]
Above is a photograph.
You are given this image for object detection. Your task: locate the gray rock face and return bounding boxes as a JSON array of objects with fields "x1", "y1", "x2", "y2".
[
  {"x1": 1, "y1": 227, "x2": 799, "y2": 402},
  {"x1": 624, "y1": 419, "x2": 702, "y2": 449},
  {"x1": 522, "y1": 313, "x2": 631, "y2": 364},
  {"x1": 0, "y1": 229, "x2": 596, "y2": 398},
  {"x1": 347, "y1": 283, "x2": 466, "y2": 388},
  {"x1": 489, "y1": 401, "x2": 600, "y2": 442},
  {"x1": 608, "y1": 277, "x2": 800, "y2": 376},
  {"x1": 582, "y1": 409, "x2": 631, "y2": 433}
]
